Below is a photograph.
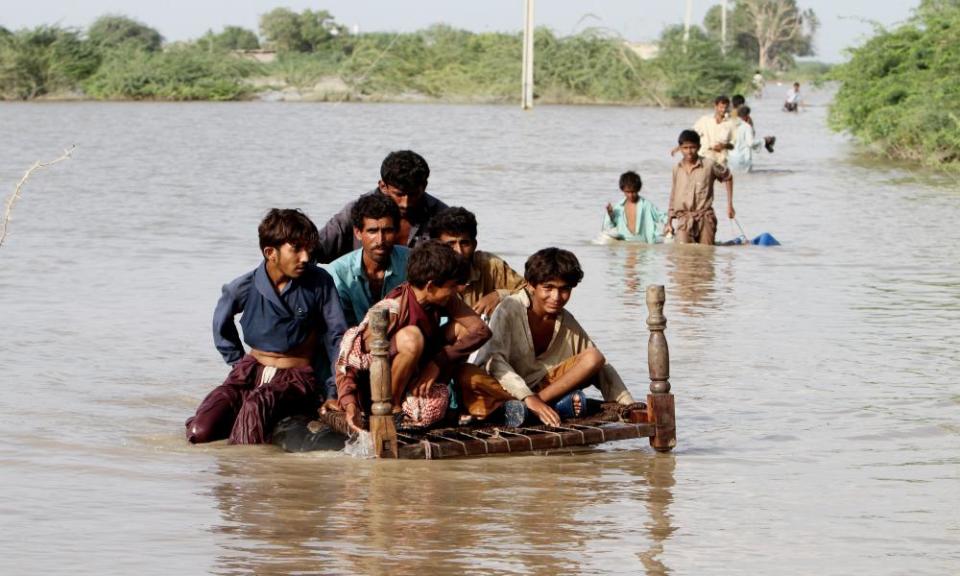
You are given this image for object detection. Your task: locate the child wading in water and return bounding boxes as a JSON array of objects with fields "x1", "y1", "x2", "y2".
[{"x1": 603, "y1": 171, "x2": 667, "y2": 243}]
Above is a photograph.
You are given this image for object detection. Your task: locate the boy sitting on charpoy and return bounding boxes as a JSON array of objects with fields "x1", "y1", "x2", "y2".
[
  {"x1": 458, "y1": 248, "x2": 636, "y2": 427},
  {"x1": 603, "y1": 170, "x2": 668, "y2": 244},
  {"x1": 333, "y1": 240, "x2": 491, "y2": 431}
]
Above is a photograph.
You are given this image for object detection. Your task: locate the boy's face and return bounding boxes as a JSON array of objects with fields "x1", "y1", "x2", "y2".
[
  {"x1": 621, "y1": 186, "x2": 640, "y2": 203},
  {"x1": 437, "y1": 233, "x2": 477, "y2": 263},
  {"x1": 378, "y1": 181, "x2": 425, "y2": 218},
  {"x1": 266, "y1": 242, "x2": 310, "y2": 279},
  {"x1": 679, "y1": 142, "x2": 700, "y2": 163},
  {"x1": 354, "y1": 216, "x2": 397, "y2": 265},
  {"x1": 424, "y1": 278, "x2": 460, "y2": 306},
  {"x1": 529, "y1": 279, "x2": 573, "y2": 316}
]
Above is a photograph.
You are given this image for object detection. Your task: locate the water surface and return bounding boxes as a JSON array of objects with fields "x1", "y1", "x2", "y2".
[{"x1": 1, "y1": 90, "x2": 957, "y2": 575}]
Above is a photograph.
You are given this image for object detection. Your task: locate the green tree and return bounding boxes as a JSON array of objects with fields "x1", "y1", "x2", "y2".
[
  {"x1": 87, "y1": 15, "x2": 163, "y2": 52},
  {"x1": 704, "y1": 0, "x2": 817, "y2": 70},
  {"x1": 259, "y1": 8, "x2": 303, "y2": 51},
  {"x1": 0, "y1": 26, "x2": 100, "y2": 99},
  {"x1": 200, "y1": 26, "x2": 260, "y2": 51},
  {"x1": 259, "y1": 8, "x2": 346, "y2": 52},
  {"x1": 651, "y1": 25, "x2": 750, "y2": 106}
]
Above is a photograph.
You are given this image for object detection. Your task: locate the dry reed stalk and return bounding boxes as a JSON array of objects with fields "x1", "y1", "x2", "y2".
[{"x1": 0, "y1": 145, "x2": 76, "y2": 249}]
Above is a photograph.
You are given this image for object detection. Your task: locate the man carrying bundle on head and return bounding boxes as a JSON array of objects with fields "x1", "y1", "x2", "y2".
[
  {"x1": 459, "y1": 248, "x2": 636, "y2": 427},
  {"x1": 314, "y1": 150, "x2": 448, "y2": 264},
  {"x1": 334, "y1": 241, "x2": 491, "y2": 431},
  {"x1": 186, "y1": 209, "x2": 347, "y2": 445},
  {"x1": 427, "y1": 206, "x2": 525, "y2": 317}
]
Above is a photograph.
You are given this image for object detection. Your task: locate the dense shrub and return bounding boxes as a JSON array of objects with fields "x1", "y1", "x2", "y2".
[
  {"x1": 0, "y1": 26, "x2": 100, "y2": 99},
  {"x1": 83, "y1": 45, "x2": 260, "y2": 100},
  {"x1": 651, "y1": 26, "x2": 750, "y2": 106},
  {"x1": 829, "y1": 4, "x2": 960, "y2": 165}
]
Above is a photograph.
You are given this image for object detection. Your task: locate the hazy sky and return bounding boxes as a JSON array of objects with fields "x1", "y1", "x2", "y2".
[{"x1": 4, "y1": 1, "x2": 918, "y2": 63}]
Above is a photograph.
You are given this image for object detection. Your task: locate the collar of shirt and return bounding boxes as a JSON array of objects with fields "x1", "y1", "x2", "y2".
[
  {"x1": 346, "y1": 246, "x2": 403, "y2": 288},
  {"x1": 253, "y1": 261, "x2": 293, "y2": 309}
]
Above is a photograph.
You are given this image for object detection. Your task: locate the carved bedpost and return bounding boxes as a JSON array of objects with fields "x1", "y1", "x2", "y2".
[
  {"x1": 645, "y1": 285, "x2": 676, "y2": 452},
  {"x1": 368, "y1": 307, "x2": 398, "y2": 458}
]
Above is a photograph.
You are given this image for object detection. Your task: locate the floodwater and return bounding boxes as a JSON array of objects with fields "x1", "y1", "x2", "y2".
[{"x1": 1, "y1": 88, "x2": 957, "y2": 575}]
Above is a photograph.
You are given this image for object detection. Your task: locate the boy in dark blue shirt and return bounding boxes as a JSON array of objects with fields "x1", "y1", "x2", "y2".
[{"x1": 186, "y1": 209, "x2": 347, "y2": 444}]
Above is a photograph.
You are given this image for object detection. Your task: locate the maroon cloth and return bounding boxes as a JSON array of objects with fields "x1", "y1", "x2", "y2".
[{"x1": 186, "y1": 354, "x2": 317, "y2": 445}]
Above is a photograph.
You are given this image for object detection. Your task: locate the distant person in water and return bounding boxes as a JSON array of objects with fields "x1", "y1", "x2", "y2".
[
  {"x1": 693, "y1": 95, "x2": 736, "y2": 166},
  {"x1": 784, "y1": 82, "x2": 801, "y2": 112},
  {"x1": 602, "y1": 170, "x2": 667, "y2": 243},
  {"x1": 664, "y1": 130, "x2": 734, "y2": 245},
  {"x1": 728, "y1": 106, "x2": 765, "y2": 173},
  {"x1": 427, "y1": 206, "x2": 525, "y2": 317},
  {"x1": 324, "y1": 193, "x2": 409, "y2": 327},
  {"x1": 461, "y1": 248, "x2": 636, "y2": 427},
  {"x1": 752, "y1": 70, "x2": 765, "y2": 99},
  {"x1": 186, "y1": 209, "x2": 347, "y2": 445},
  {"x1": 314, "y1": 150, "x2": 448, "y2": 263}
]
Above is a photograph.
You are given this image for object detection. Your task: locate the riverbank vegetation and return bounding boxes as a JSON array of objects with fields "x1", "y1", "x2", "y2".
[
  {"x1": 829, "y1": 0, "x2": 960, "y2": 166},
  {"x1": 0, "y1": 6, "x2": 821, "y2": 106}
]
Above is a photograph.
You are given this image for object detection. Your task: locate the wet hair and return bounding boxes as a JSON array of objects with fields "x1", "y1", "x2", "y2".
[
  {"x1": 427, "y1": 206, "x2": 478, "y2": 240},
  {"x1": 678, "y1": 129, "x2": 701, "y2": 147},
  {"x1": 738, "y1": 105, "x2": 751, "y2": 119},
  {"x1": 258, "y1": 208, "x2": 319, "y2": 253},
  {"x1": 380, "y1": 150, "x2": 430, "y2": 193},
  {"x1": 619, "y1": 171, "x2": 642, "y2": 192},
  {"x1": 350, "y1": 192, "x2": 400, "y2": 230},
  {"x1": 714, "y1": 95, "x2": 730, "y2": 105},
  {"x1": 406, "y1": 240, "x2": 469, "y2": 288},
  {"x1": 731, "y1": 94, "x2": 745, "y2": 108},
  {"x1": 524, "y1": 247, "x2": 584, "y2": 287}
]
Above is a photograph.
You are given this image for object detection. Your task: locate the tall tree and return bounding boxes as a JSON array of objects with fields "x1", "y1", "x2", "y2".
[
  {"x1": 87, "y1": 15, "x2": 163, "y2": 52},
  {"x1": 704, "y1": 0, "x2": 818, "y2": 70},
  {"x1": 259, "y1": 8, "x2": 346, "y2": 52},
  {"x1": 200, "y1": 26, "x2": 260, "y2": 51}
]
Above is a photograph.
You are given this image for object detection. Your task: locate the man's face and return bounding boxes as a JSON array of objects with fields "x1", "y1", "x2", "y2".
[
  {"x1": 425, "y1": 279, "x2": 460, "y2": 307},
  {"x1": 267, "y1": 242, "x2": 310, "y2": 279},
  {"x1": 621, "y1": 186, "x2": 640, "y2": 203},
  {"x1": 378, "y1": 181, "x2": 425, "y2": 218},
  {"x1": 354, "y1": 216, "x2": 397, "y2": 265},
  {"x1": 437, "y1": 232, "x2": 477, "y2": 263},
  {"x1": 529, "y1": 279, "x2": 573, "y2": 316},
  {"x1": 714, "y1": 101, "x2": 729, "y2": 117},
  {"x1": 679, "y1": 142, "x2": 699, "y2": 162}
]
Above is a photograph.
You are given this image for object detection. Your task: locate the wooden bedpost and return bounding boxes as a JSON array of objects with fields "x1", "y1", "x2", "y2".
[
  {"x1": 368, "y1": 307, "x2": 398, "y2": 458},
  {"x1": 646, "y1": 285, "x2": 676, "y2": 452}
]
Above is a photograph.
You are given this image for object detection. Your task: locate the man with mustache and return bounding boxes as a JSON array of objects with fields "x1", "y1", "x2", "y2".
[
  {"x1": 186, "y1": 209, "x2": 347, "y2": 444},
  {"x1": 324, "y1": 193, "x2": 409, "y2": 327},
  {"x1": 314, "y1": 150, "x2": 447, "y2": 264}
]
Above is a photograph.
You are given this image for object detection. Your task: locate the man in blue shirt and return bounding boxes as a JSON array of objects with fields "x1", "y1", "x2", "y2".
[
  {"x1": 186, "y1": 209, "x2": 347, "y2": 445},
  {"x1": 324, "y1": 193, "x2": 410, "y2": 326}
]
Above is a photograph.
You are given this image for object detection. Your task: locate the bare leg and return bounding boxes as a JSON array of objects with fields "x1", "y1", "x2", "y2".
[
  {"x1": 537, "y1": 348, "x2": 605, "y2": 403},
  {"x1": 390, "y1": 325, "x2": 424, "y2": 408}
]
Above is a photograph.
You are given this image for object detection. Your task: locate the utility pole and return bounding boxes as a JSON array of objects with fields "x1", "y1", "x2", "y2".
[
  {"x1": 721, "y1": 0, "x2": 728, "y2": 54},
  {"x1": 521, "y1": 0, "x2": 535, "y2": 110},
  {"x1": 683, "y1": 0, "x2": 693, "y2": 52}
]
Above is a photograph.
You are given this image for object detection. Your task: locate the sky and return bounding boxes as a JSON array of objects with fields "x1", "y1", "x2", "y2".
[{"x1": 3, "y1": 1, "x2": 919, "y2": 63}]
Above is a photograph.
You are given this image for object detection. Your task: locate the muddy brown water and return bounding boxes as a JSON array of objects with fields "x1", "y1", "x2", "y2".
[{"x1": 1, "y1": 88, "x2": 957, "y2": 575}]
